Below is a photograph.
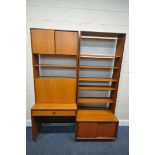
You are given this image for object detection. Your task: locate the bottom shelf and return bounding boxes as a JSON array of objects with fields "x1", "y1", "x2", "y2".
[{"x1": 78, "y1": 98, "x2": 115, "y2": 104}]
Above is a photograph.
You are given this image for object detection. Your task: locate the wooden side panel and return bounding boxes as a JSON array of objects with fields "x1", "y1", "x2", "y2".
[
  {"x1": 77, "y1": 123, "x2": 98, "y2": 138},
  {"x1": 110, "y1": 35, "x2": 126, "y2": 113},
  {"x1": 31, "y1": 29, "x2": 55, "y2": 54},
  {"x1": 55, "y1": 31, "x2": 78, "y2": 55},
  {"x1": 35, "y1": 78, "x2": 76, "y2": 103},
  {"x1": 98, "y1": 123, "x2": 117, "y2": 138}
]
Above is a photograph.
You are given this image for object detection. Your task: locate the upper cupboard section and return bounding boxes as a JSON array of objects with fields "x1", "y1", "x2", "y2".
[
  {"x1": 31, "y1": 29, "x2": 55, "y2": 54},
  {"x1": 30, "y1": 28, "x2": 78, "y2": 55}
]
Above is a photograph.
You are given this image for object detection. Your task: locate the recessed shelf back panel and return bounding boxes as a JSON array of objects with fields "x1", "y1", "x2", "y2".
[
  {"x1": 80, "y1": 59, "x2": 114, "y2": 67},
  {"x1": 78, "y1": 104, "x2": 109, "y2": 109},
  {"x1": 79, "y1": 70, "x2": 113, "y2": 78},
  {"x1": 40, "y1": 68, "x2": 76, "y2": 77},
  {"x1": 80, "y1": 39, "x2": 117, "y2": 55},
  {"x1": 39, "y1": 55, "x2": 76, "y2": 65},
  {"x1": 78, "y1": 90, "x2": 110, "y2": 98},
  {"x1": 79, "y1": 82, "x2": 111, "y2": 86},
  {"x1": 38, "y1": 54, "x2": 77, "y2": 77}
]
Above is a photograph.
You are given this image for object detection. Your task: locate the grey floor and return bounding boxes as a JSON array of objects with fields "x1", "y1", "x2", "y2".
[{"x1": 26, "y1": 126, "x2": 129, "y2": 155}]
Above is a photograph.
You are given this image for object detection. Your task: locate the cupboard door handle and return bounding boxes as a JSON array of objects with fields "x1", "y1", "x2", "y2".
[{"x1": 52, "y1": 111, "x2": 56, "y2": 115}]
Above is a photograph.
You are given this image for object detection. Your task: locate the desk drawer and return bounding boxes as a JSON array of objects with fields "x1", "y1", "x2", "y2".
[{"x1": 32, "y1": 110, "x2": 76, "y2": 116}]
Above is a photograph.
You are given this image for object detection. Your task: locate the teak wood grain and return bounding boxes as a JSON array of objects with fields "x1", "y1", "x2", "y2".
[
  {"x1": 55, "y1": 31, "x2": 78, "y2": 55},
  {"x1": 30, "y1": 29, "x2": 126, "y2": 141},
  {"x1": 80, "y1": 54, "x2": 121, "y2": 59},
  {"x1": 35, "y1": 77, "x2": 76, "y2": 103},
  {"x1": 76, "y1": 110, "x2": 118, "y2": 122},
  {"x1": 76, "y1": 109, "x2": 118, "y2": 139},
  {"x1": 80, "y1": 65, "x2": 119, "y2": 70},
  {"x1": 79, "y1": 77, "x2": 117, "y2": 82},
  {"x1": 31, "y1": 29, "x2": 55, "y2": 54},
  {"x1": 77, "y1": 122, "x2": 118, "y2": 139},
  {"x1": 32, "y1": 110, "x2": 76, "y2": 116},
  {"x1": 31, "y1": 103, "x2": 77, "y2": 110},
  {"x1": 35, "y1": 64, "x2": 76, "y2": 69},
  {"x1": 78, "y1": 98, "x2": 114, "y2": 104},
  {"x1": 98, "y1": 123, "x2": 117, "y2": 138},
  {"x1": 79, "y1": 86, "x2": 117, "y2": 91},
  {"x1": 78, "y1": 123, "x2": 98, "y2": 138}
]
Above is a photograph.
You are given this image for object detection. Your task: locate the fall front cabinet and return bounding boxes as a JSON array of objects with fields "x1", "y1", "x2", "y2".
[{"x1": 31, "y1": 29, "x2": 78, "y2": 55}]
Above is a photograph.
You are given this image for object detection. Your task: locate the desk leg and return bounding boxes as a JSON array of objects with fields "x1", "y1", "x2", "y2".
[{"x1": 31, "y1": 116, "x2": 42, "y2": 141}]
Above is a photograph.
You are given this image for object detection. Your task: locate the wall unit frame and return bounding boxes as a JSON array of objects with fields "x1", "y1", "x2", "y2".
[{"x1": 30, "y1": 28, "x2": 126, "y2": 141}]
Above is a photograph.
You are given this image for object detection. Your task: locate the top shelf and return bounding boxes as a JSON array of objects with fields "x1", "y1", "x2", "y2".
[
  {"x1": 81, "y1": 36, "x2": 118, "y2": 40},
  {"x1": 80, "y1": 54, "x2": 121, "y2": 59}
]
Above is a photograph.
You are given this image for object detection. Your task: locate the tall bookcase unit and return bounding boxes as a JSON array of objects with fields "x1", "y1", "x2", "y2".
[
  {"x1": 30, "y1": 28, "x2": 126, "y2": 141},
  {"x1": 76, "y1": 31, "x2": 126, "y2": 140},
  {"x1": 30, "y1": 29, "x2": 78, "y2": 140}
]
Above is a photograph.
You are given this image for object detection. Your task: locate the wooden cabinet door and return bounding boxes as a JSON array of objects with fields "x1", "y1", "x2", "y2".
[
  {"x1": 55, "y1": 31, "x2": 78, "y2": 55},
  {"x1": 31, "y1": 29, "x2": 55, "y2": 54},
  {"x1": 98, "y1": 123, "x2": 117, "y2": 138},
  {"x1": 77, "y1": 123, "x2": 98, "y2": 138}
]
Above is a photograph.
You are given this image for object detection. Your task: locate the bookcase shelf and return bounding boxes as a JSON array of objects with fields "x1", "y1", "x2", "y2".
[
  {"x1": 78, "y1": 98, "x2": 115, "y2": 104},
  {"x1": 79, "y1": 86, "x2": 117, "y2": 91},
  {"x1": 79, "y1": 77, "x2": 118, "y2": 82},
  {"x1": 81, "y1": 36, "x2": 118, "y2": 40},
  {"x1": 80, "y1": 65, "x2": 119, "y2": 70},
  {"x1": 80, "y1": 54, "x2": 121, "y2": 59},
  {"x1": 35, "y1": 64, "x2": 77, "y2": 69}
]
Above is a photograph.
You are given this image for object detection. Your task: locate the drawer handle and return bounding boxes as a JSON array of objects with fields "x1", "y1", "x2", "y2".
[{"x1": 52, "y1": 111, "x2": 56, "y2": 114}]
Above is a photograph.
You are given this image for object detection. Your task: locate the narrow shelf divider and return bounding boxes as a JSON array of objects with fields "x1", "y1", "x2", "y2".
[
  {"x1": 79, "y1": 86, "x2": 117, "y2": 91},
  {"x1": 80, "y1": 54, "x2": 121, "y2": 59},
  {"x1": 81, "y1": 36, "x2": 118, "y2": 40},
  {"x1": 35, "y1": 64, "x2": 77, "y2": 69},
  {"x1": 79, "y1": 77, "x2": 118, "y2": 82},
  {"x1": 78, "y1": 97, "x2": 115, "y2": 104},
  {"x1": 80, "y1": 65, "x2": 119, "y2": 70}
]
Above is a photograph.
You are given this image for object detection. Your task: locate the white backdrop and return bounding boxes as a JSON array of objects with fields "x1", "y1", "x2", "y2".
[{"x1": 26, "y1": 0, "x2": 129, "y2": 123}]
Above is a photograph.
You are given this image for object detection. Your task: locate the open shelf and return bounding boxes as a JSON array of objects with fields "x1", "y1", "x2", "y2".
[
  {"x1": 78, "y1": 97, "x2": 114, "y2": 104},
  {"x1": 35, "y1": 76, "x2": 76, "y2": 79},
  {"x1": 80, "y1": 65, "x2": 119, "y2": 70},
  {"x1": 81, "y1": 36, "x2": 117, "y2": 40},
  {"x1": 35, "y1": 64, "x2": 76, "y2": 69},
  {"x1": 32, "y1": 103, "x2": 77, "y2": 110},
  {"x1": 79, "y1": 86, "x2": 117, "y2": 91},
  {"x1": 34, "y1": 53, "x2": 77, "y2": 57},
  {"x1": 79, "y1": 77, "x2": 118, "y2": 83},
  {"x1": 80, "y1": 54, "x2": 121, "y2": 59}
]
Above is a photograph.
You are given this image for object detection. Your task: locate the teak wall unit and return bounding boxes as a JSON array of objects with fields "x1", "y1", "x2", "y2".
[
  {"x1": 76, "y1": 31, "x2": 125, "y2": 139},
  {"x1": 30, "y1": 28, "x2": 126, "y2": 141},
  {"x1": 30, "y1": 28, "x2": 78, "y2": 141}
]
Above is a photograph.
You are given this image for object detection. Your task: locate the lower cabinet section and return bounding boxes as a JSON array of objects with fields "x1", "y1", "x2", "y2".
[{"x1": 76, "y1": 122, "x2": 118, "y2": 139}]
